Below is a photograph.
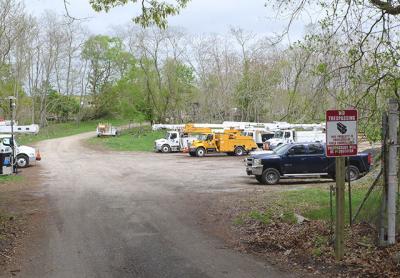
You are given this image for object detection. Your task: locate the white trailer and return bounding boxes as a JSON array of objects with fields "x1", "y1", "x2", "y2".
[{"x1": 96, "y1": 123, "x2": 119, "y2": 137}]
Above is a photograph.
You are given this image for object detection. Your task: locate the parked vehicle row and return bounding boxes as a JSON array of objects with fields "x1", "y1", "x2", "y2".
[{"x1": 152, "y1": 122, "x2": 372, "y2": 185}]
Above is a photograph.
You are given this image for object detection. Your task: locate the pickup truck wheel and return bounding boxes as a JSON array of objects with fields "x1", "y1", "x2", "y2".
[
  {"x1": 161, "y1": 144, "x2": 171, "y2": 153},
  {"x1": 346, "y1": 165, "x2": 360, "y2": 181},
  {"x1": 196, "y1": 147, "x2": 206, "y2": 157},
  {"x1": 16, "y1": 154, "x2": 29, "y2": 168},
  {"x1": 260, "y1": 168, "x2": 280, "y2": 185},
  {"x1": 234, "y1": 146, "x2": 245, "y2": 156}
]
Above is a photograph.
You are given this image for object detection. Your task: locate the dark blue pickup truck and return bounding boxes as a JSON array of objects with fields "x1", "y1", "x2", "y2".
[{"x1": 246, "y1": 142, "x2": 372, "y2": 185}]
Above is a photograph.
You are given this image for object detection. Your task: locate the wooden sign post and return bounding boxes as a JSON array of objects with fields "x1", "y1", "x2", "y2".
[{"x1": 326, "y1": 109, "x2": 358, "y2": 260}]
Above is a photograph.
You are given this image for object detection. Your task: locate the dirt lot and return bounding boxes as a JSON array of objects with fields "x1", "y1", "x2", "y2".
[
  {"x1": 0, "y1": 132, "x2": 304, "y2": 278},
  {"x1": 0, "y1": 132, "x2": 386, "y2": 277}
]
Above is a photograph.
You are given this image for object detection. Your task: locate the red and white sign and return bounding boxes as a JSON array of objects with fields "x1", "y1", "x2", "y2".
[{"x1": 326, "y1": 110, "x2": 358, "y2": 157}]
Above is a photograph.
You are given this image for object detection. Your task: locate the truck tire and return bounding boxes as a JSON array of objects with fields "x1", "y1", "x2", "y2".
[
  {"x1": 346, "y1": 165, "x2": 360, "y2": 181},
  {"x1": 234, "y1": 146, "x2": 245, "y2": 156},
  {"x1": 196, "y1": 147, "x2": 206, "y2": 157},
  {"x1": 16, "y1": 154, "x2": 29, "y2": 168},
  {"x1": 260, "y1": 168, "x2": 280, "y2": 185},
  {"x1": 161, "y1": 144, "x2": 171, "y2": 153}
]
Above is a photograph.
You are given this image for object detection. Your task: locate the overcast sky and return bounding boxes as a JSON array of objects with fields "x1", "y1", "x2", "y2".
[{"x1": 25, "y1": 0, "x2": 308, "y2": 40}]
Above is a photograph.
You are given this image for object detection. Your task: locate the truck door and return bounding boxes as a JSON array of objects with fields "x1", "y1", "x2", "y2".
[
  {"x1": 205, "y1": 134, "x2": 217, "y2": 152},
  {"x1": 283, "y1": 144, "x2": 308, "y2": 174},
  {"x1": 305, "y1": 143, "x2": 328, "y2": 173},
  {"x1": 284, "y1": 131, "x2": 292, "y2": 144},
  {"x1": 169, "y1": 132, "x2": 179, "y2": 146}
]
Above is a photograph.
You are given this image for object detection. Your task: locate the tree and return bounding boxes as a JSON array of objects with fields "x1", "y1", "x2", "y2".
[
  {"x1": 86, "y1": 0, "x2": 190, "y2": 28},
  {"x1": 82, "y1": 35, "x2": 134, "y2": 118}
]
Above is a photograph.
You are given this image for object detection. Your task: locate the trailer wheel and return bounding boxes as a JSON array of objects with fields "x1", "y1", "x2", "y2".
[
  {"x1": 234, "y1": 146, "x2": 245, "y2": 156},
  {"x1": 260, "y1": 168, "x2": 280, "y2": 185},
  {"x1": 161, "y1": 144, "x2": 171, "y2": 153},
  {"x1": 196, "y1": 147, "x2": 206, "y2": 157},
  {"x1": 16, "y1": 154, "x2": 29, "y2": 168}
]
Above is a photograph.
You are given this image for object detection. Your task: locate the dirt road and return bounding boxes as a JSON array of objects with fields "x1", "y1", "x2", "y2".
[{"x1": 4, "y1": 132, "x2": 293, "y2": 278}]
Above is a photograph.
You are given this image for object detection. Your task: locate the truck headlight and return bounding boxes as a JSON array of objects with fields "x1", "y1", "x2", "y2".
[{"x1": 253, "y1": 158, "x2": 261, "y2": 166}]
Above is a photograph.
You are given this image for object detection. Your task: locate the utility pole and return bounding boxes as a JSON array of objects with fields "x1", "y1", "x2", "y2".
[
  {"x1": 335, "y1": 157, "x2": 346, "y2": 260},
  {"x1": 8, "y1": 97, "x2": 16, "y2": 174},
  {"x1": 387, "y1": 99, "x2": 398, "y2": 245}
]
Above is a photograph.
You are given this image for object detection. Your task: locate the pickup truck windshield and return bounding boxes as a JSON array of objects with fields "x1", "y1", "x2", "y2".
[{"x1": 274, "y1": 144, "x2": 291, "y2": 155}]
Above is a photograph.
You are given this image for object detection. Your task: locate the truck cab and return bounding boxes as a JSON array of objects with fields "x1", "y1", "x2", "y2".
[{"x1": 154, "y1": 131, "x2": 182, "y2": 153}]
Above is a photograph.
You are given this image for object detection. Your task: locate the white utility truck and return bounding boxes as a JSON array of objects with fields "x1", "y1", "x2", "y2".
[
  {"x1": 242, "y1": 129, "x2": 274, "y2": 148},
  {"x1": 266, "y1": 129, "x2": 326, "y2": 149},
  {"x1": 0, "y1": 121, "x2": 41, "y2": 169},
  {"x1": 0, "y1": 135, "x2": 40, "y2": 168}
]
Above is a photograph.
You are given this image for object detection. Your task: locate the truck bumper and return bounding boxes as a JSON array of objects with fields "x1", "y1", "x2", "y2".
[
  {"x1": 29, "y1": 156, "x2": 37, "y2": 165},
  {"x1": 246, "y1": 165, "x2": 263, "y2": 176}
]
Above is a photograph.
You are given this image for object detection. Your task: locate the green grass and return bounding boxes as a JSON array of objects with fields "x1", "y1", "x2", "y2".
[
  {"x1": 17, "y1": 119, "x2": 131, "y2": 145},
  {"x1": 275, "y1": 181, "x2": 380, "y2": 223},
  {"x1": 240, "y1": 175, "x2": 382, "y2": 225},
  {"x1": 0, "y1": 175, "x2": 23, "y2": 184},
  {"x1": 87, "y1": 126, "x2": 165, "y2": 152}
]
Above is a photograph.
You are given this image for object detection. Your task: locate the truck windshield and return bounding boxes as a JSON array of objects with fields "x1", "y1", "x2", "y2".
[
  {"x1": 274, "y1": 144, "x2": 291, "y2": 155},
  {"x1": 197, "y1": 134, "x2": 209, "y2": 141},
  {"x1": 165, "y1": 133, "x2": 171, "y2": 139},
  {"x1": 273, "y1": 131, "x2": 283, "y2": 139}
]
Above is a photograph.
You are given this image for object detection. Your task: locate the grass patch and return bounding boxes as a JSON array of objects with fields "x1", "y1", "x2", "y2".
[
  {"x1": 248, "y1": 210, "x2": 272, "y2": 224},
  {"x1": 0, "y1": 175, "x2": 23, "y2": 184},
  {"x1": 275, "y1": 179, "x2": 381, "y2": 224},
  {"x1": 17, "y1": 119, "x2": 131, "y2": 145},
  {"x1": 87, "y1": 126, "x2": 165, "y2": 152}
]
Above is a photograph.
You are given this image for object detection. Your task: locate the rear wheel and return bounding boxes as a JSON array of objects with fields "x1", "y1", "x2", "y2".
[
  {"x1": 234, "y1": 146, "x2": 245, "y2": 156},
  {"x1": 346, "y1": 165, "x2": 360, "y2": 181},
  {"x1": 196, "y1": 147, "x2": 206, "y2": 157},
  {"x1": 260, "y1": 168, "x2": 280, "y2": 185},
  {"x1": 161, "y1": 144, "x2": 171, "y2": 153}
]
